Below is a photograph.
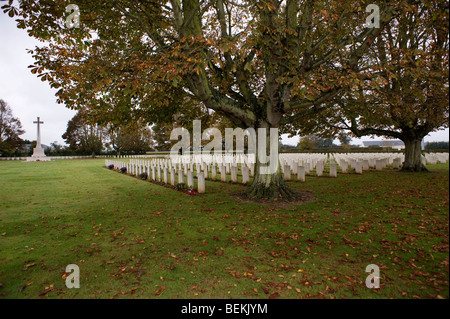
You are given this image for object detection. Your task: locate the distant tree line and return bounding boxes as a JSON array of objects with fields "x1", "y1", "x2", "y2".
[
  {"x1": 291, "y1": 133, "x2": 352, "y2": 151},
  {"x1": 425, "y1": 141, "x2": 449, "y2": 150}
]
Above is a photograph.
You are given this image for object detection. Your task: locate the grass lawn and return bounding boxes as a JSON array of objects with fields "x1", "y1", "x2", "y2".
[{"x1": 0, "y1": 159, "x2": 448, "y2": 299}]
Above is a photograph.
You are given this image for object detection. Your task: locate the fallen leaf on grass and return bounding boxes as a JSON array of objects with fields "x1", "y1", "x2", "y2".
[
  {"x1": 130, "y1": 287, "x2": 139, "y2": 294},
  {"x1": 269, "y1": 292, "x2": 280, "y2": 299},
  {"x1": 19, "y1": 283, "x2": 31, "y2": 292},
  {"x1": 24, "y1": 263, "x2": 36, "y2": 271},
  {"x1": 39, "y1": 285, "x2": 57, "y2": 296},
  {"x1": 155, "y1": 286, "x2": 166, "y2": 296}
]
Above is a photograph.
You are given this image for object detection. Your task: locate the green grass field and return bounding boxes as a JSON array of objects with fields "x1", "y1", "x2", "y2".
[{"x1": 0, "y1": 159, "x2": 448, "y2": 299}]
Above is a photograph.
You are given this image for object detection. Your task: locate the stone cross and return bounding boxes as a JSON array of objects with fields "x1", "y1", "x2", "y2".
[{"x1": 33, "y1": 117, "x2": 44, "y2": 148}]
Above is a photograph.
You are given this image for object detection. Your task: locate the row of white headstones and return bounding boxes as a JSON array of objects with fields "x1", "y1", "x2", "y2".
[
  {"x1": 105, "y1": 157, "x2": 252, "y2": 194},
  {"x1": 105, "y1": 152, "x2": 449, "y2": 194}
]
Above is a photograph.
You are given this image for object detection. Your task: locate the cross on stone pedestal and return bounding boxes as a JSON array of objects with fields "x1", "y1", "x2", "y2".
[
  {"x1": 26, "y1": 116, "x2": 50, "y2": 161},
  {"x1": 33, "y1": 117, "x2": 44, "y2": 148}
]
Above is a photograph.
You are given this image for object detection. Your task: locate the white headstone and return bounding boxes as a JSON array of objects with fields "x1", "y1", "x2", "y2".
[
  {"x1": 163, "y1": 167, "x2": 168, "y2": 184},
  {"x1": 197, "y1": 172, "x2": 205, "y2": 193},
  {"x1": 316, "y1": 161, "x2": 324, "y2": 177},
  {"x1": 375, "y1": 160, "x2": 383, "y2": 171},
  {"x1": 329, "y1": 162, "x2": 337, "y2": 178},
  {"x1": 151, "y1": 166, "x2": 156, "y2": 181},
  {"x1": 221, "y1": 165, "x2": 227, "y2": 182},
  {"x1": 297, "y1": 165, "x2": 305, "y2": 182},
  {"x1": 304, "y1": 162, "x2": 310, "y2": 175},
  {"x1": 170, "y1": 169, "x2": 176, "y2": 185},
  {"x1": 178, "y1": 169, "x2": 184, "y2": 184},
  {"x1": 340, "y1": 160, "x2": 348, "y2": 173},
  {"x1": 355, "y1": 161, "x2": 363, "y2": 174},
  {"x1": 362, "y1": 160, "x2": 370, "y2": 171},
  {"x1": 211, "y1": 163, "x2": 217, "y2": 179},
  {"x1": 283, "y1": 165, "x2": 291, "y2": 180},
  {"x1": 187, "y1": 171, "x2": 194, "y2": 188},
  {"x1": 231, "y1": 166, "x2": 238, "y2": 182},
  {"x1": 242, "y1": 166, "x2": 249, "y2": 184}
]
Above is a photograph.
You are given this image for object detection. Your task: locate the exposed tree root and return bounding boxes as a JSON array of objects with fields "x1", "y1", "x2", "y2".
[
  {"x1": 245, "y1": 182, "x2": 300, "y2": 201},
  {"x1": 400, "y1": 164, "x2": 429, "y2": 172},
  {"x1": 233, "y1": 188, "x2": 315, "y2": 205}
]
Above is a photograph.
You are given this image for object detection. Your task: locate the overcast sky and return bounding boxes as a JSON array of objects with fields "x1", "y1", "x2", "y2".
[
  {"x1": 1, "y1": 13, "x2": 77, "y2": 145},
  {"x1": 1, "y1": 12, "x2": 448, "y2": 147}
]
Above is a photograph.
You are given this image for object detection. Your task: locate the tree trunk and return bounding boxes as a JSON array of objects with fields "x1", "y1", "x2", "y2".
[
  {"x1": 246, "y1": 159, "x2": 297, "y2": 200},
  {"x1": 245, "y1": 126, "x2": 297, "y2": 201},
  {"x1": 401, "y1": 138, "x2": 427, "y2": 172}
]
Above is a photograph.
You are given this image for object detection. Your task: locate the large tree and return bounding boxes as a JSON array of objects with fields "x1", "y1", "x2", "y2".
[
  {"x1": 152, "y1": 123, "x2": 174, "y2": 151},
  {"x1": 5, "y1": 0, "x2": 395, "y2": 199},
  {"x1": 338, "y1": 132, "x2": 351, "y2": 147},
  {"x1": 108, "y1": 121, "x2": 155, "y2": 154},
  {"x1": 294, "y1": 0, "x2": 449, "y2": 171},
  {"x1": 0, "y1": 99, "x2": 25, "y2": 156},
  {"x1": 62, "y1": 111, "x2": 105, "y2": 155}
]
